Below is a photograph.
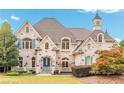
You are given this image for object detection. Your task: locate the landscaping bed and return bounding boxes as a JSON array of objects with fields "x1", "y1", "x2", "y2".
[{"x1": 80, "y1": 74, "x2": 124, "y2": 84}]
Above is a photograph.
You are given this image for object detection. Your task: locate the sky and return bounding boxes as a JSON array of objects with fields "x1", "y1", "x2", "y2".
[{"x1": 0, "y1": 9, "x2": 124, "y2": 42}]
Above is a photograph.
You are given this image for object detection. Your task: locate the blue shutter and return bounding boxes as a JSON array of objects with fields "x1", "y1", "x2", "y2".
[
  {"x1": 18, "y1": 38, "x2": 22, "y2": 49},
  {"x1": 32, "y1": 39, "x2": 36, "y2": 48}
]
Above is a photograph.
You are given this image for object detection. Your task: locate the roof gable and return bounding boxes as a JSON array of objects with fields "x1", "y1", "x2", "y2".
[
  {"x1": 87, "y1": 30, "x2": 115, "y2": 42},
  {"x1": 33, "y1": 18, "x2": 76, "y2": 43}
]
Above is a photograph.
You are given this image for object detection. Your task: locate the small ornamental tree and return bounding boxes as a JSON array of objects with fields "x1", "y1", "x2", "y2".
[
  {"x1": 120, "y1": 40, "x2": 124, "y2": 54},
  {"x1": 0, "y1": 22, "x2": 19, "y2": 72},
  {"x1": 91, "y1": 48, "x2": 124, "y2": 75}
]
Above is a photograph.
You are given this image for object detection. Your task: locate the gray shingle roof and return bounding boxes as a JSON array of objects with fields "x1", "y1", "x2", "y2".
[
  {"x1": 88, "y1": 30, "x2": 115, "y2": 42},
  {"x1": 33, "y1": 18, "x2": 76, "y2": 43},
  {"x1": 33, "y1": 18, "x2": 115, "y2": 44},
  {"x1": 68, "y1": 28, "x2": 91, "y2": 40}
]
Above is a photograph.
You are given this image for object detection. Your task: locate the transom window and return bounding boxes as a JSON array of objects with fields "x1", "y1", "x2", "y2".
[
  {"x1": 62, "y1": 58, "x2": 69, "y2": 67},
  {"x1": 62, "y1": 39, "x2": 70, "y2": 49},
  {"x1": 32, "y1": 57, "x2": 35, "y2": 67}
]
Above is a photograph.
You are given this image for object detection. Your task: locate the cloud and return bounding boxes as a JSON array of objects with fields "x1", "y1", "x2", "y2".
[
  {"x1": 115, "y1": 37, "x2": 121, "y2": 42},
  {"x1": 77, "y1": 9, "x2": 122, "y2": 13},
  {"x1": 77, "y1": 9, "x2": 97, "y2": 13},
  {"x1": 3, "y1": 19, "x2": 8, "y2": 22},
  {"x1": 102, "y1": 9, "x2": 121, "y2": 13},
  {"x1": 10, "y1": 15, "x2": 20, "y2": 21}
]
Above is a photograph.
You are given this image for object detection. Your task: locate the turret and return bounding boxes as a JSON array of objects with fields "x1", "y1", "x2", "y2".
[{"x1": 92, "y1": 11, "x2": 102, "y2": 31}]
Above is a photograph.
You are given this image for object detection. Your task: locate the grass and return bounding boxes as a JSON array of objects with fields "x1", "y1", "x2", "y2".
[{"x1": 0, "y1": 75, "x2": 81, "y2": 84}]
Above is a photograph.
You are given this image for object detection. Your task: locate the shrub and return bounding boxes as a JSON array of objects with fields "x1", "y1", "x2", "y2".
[
  {"x1": 6, "y1": 71, "x2": 19, "y2": 76},
  {"x1": 53, "y1": 70, "x2": 60, "y2": 75},
  {"x1": 92, "y1": 48, "x2": 124, "y2": 75},
  {"x1": 29, "y1": 70, "x2": 36, "y2": 74},
  {"x1": 91, "y1": 62, "x2": 124, "y2": 75},
  {"x1": 71, "y1": 65, "x2": 91, "y2": 77}
]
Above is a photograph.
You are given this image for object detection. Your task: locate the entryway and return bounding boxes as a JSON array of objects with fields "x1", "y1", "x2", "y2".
[{"x1": 43, "y1": 57, "x2": 51, "y2": 71}]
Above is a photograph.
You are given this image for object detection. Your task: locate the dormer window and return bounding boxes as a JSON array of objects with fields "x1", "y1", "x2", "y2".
[
  {"x1": 45, "y1": 42, "x2": 49, "y2": 49},
  {"x1": 62, "y1": 39, "x2": 70, "y2": 49},
  {"x1": 97, "y1": 33, "x2": 104, "y2": 42},
  {"x1": 26, "y1": 27, "x2": 29, "y2": 33}
]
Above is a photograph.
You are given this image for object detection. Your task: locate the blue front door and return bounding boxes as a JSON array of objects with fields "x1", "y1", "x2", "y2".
[{"x1": 43, "y1": 57, "x2": 50, "y2": 71}]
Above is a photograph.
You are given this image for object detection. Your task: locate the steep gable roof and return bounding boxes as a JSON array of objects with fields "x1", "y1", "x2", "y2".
[{"x1": 33, "y1": 18, "x2": 76, "y2": 43}]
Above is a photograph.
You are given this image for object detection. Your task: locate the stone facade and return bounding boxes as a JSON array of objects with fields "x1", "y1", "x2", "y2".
[{"x1": 15, "y1": 13, "x2": 119, "y2": 74}]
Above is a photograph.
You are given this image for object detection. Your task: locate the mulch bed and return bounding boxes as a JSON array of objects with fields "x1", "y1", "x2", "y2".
[{"x1": 80, "y1": 75, "x2": 124, "y2": 84}]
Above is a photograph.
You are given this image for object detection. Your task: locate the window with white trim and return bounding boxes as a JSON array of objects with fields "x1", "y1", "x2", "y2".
[
  {"x1": 97, "y1": 34, "x2": 104, "y2": 42},
  {"x1": 26, "y1": 27, "x2": 29, "y2": 33},
  {"x1": 62, "y1": 39, "x2": 70, "y2": 49},
  {"x1": 62, "y1": 58, "x2": 69, "y2": 67}
]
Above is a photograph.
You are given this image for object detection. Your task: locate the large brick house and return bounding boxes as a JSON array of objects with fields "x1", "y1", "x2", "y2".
[{"x1": 15, "y1": 12, "x2": 118, "y2": 74}]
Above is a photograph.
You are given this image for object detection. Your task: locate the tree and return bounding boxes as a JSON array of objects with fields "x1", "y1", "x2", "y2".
[
  {"x1": 120, "y1": 40, "x2": 124, "y2": 47},
  {"x1": 120, "y1": 40, "x2": 124, "y2": 53},
  {"x1": 91, "y1": 48, "x2": 124, "y2": 75},
  {"x1": 0, "y1": 22, "x2": 19, "y2": 72}
]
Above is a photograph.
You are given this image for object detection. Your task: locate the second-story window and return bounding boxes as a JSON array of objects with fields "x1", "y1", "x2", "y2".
[
  {"x1": 62, "y1": 39, "x2": 70, "y2": 49},
  {"x1": 22, "y1": 38, "x2": 32, "y2": 49},
  {"x1": 45, "y1": 42, "x2": 49, "y2": 49},
  {"x1": 26, "y1": 27, "x2": 29, "y2": 33},
  {"x1": 98, "y1": 34, "x2": 103, "y2": 42},
  {"x1": 87, "y1": 44, "x2": 91, "y2": 49}
]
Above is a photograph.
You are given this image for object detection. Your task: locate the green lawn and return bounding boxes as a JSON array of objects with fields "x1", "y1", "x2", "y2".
[{"x1": 0, "y1": 76, "x2": 81, "y2": 84}]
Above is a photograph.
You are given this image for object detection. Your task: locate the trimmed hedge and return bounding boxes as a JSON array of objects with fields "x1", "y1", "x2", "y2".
[{"x1": 71, "y1": 65, "x2": 91, "y2": 77}]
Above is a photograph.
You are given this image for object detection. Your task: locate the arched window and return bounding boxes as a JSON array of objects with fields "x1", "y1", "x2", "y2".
[
  {"x1": 32, "y1": 57, "x2": 35, "y2": 67},
  {"x1": 45, "y1": 42, "x2": 49, "y2": 49},
  {"x1": 62, "y1": 39, "x2": 69, "y2": 49},
  {"x1": 62, "y1": 58, "x2": 69, "y2": 67},
  {"x1": 19, "y1": 57, "x2": 23, "y2": 67},
  {"x1": 98, "y1": 34, "x2": 103, "y2": 42},
  {"x1": 87, "y1": 44, "x2": 91, "y2": 49}
]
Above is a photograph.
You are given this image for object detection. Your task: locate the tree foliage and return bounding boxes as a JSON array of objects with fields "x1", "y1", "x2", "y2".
[
  {"x1": 0, "y1": 22, "x2": 19, "y2": 72},
  {"x1": 92, "y1": 48, "x2": 124, "y2": 75}
]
